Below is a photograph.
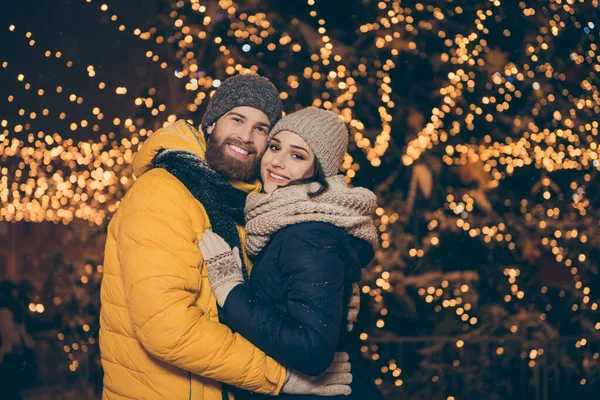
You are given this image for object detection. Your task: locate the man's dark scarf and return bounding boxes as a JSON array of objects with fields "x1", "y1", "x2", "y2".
[{"x1": 153, "y1": 149, "x2": 251, "y2": 400}]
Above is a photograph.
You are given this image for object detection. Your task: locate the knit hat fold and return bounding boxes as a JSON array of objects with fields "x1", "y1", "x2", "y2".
[
  {"x1": 268, "y1": 107, "x2": 349, "y2": 177},
  {"x1": 201, "y1": 74, "x2": 283, "y2": 134}
]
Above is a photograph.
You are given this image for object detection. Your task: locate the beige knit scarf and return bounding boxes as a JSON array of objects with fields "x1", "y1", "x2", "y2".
[{"x1": 245, "y1": 175, "x2": 379, "y2": 257}]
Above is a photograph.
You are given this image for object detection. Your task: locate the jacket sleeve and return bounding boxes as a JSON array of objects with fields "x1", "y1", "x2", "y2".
[
  {"x1": 116, "y1": 170, "x2": 286, "y2": 394},
  {"x1": 223, "y1": 225, "x2": 345, "y2": 376}
]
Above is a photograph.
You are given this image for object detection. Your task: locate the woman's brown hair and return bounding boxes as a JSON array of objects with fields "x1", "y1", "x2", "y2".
[{"x1": 287, "y1": 157, "x2": 330, "y2": 197}]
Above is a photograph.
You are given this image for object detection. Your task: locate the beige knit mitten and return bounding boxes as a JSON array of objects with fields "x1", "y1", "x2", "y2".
[
  {"x1": 198, "y1": 230, "x2": 244, "y2": 307},
  {"x1": 281, "y1": 352, "x2": 352, "y2": 396},
  {"x1": 347, "y1": 282, "x2": 361, "y2": 332}
]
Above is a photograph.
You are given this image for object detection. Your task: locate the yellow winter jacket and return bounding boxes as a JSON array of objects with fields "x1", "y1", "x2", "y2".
[{"x1": 100, "y1": 120, "x2": 286, "y2": 399}]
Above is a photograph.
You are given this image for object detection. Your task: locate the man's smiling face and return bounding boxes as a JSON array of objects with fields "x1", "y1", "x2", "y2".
[{"x1": 205, "y1": 106, "x2": 271, "y2": 182}]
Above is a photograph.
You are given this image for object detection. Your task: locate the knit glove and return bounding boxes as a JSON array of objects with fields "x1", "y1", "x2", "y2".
[
  {"x1": 198, "y1": 230, "x2": 244, "y2": 307},
  {"x1": 346, "y1": 282, "x2": 361, "y2": 332},
  {"x1": 281, "y1": 352, "x2": 352, "y2": 396}
]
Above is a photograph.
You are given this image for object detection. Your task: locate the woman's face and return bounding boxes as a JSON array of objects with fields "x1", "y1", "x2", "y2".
[{"x1": 260, "y1": 130, "x2": 315, "y2": 194}]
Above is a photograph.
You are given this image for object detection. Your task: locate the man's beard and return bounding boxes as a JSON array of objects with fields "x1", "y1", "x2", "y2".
[{"x1": 205, "y1": 130, "x2": 260, "y2": 182}]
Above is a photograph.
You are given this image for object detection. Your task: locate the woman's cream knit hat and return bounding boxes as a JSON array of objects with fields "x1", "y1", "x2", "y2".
[{"x1": 268, "y1": 107, "x2": 349, "y2": 177}]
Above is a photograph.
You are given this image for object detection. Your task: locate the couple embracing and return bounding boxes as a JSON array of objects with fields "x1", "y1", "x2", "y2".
[{"x1": 100, "y1": 74, "x2": 384, "y2": 400}]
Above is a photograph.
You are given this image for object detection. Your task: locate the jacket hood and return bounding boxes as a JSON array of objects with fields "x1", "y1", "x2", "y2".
[
  {"x1": 349, "y1": 235, "x2": 375, "y2": 269},
  {"x1": 133, "y1": 120, "x2": 207, "y2": 178},
  {"x1": 133, "y1": 120, "x2": 261, "y2": 194},
  {"x1": 340, "y1": 232, "x2": 375, "y2": 284}
]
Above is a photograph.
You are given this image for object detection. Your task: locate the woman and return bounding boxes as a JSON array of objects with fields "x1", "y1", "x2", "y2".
[{"x1": 199, "y1": 107, "x2": 384, "y2": 399}]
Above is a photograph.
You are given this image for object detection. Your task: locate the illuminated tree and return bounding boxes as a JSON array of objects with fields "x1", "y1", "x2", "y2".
[{"x1": 358, "y1": 1, "x2": 600, "y2": 398}]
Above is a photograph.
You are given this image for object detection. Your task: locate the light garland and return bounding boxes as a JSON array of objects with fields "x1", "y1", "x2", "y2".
[{"x1": 1, "y1": 0, "x2": 599, "y2": 394}]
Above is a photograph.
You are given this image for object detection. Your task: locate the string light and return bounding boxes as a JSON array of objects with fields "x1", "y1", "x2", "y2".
[
  {"x1": 0, "y1": 0, "x2": 409, "y2": 225},
  {"x1": 357, "y1": 0, "x2": 599, "y2": 392}
]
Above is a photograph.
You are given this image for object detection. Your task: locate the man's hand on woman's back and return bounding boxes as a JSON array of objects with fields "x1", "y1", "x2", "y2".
[{"x1": 347, "y1": 282, "x2": 361, "y2": 332}]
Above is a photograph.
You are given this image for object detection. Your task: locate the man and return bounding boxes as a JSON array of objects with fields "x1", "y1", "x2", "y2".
[{"x1": 100, "y1": 74, "x2": 359, "y2": 399}]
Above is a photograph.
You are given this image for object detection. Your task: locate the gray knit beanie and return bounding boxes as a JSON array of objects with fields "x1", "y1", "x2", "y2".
[
  {"x1": 201, "y1": 74, "x2": 283, "y2": 135},
  {"x1": 268, "y1": 107, "x2": 349, "y2": 177}
]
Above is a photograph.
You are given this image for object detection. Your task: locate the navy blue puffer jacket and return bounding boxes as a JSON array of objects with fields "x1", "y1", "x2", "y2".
[{"x1": 223, "y1": 221, "x2": 382, "y2": 399}]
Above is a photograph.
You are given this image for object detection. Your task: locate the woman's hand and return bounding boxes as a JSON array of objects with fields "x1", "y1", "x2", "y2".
[{"x1": 198, "y1": 230, "x2": 244, "y2": 307}]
